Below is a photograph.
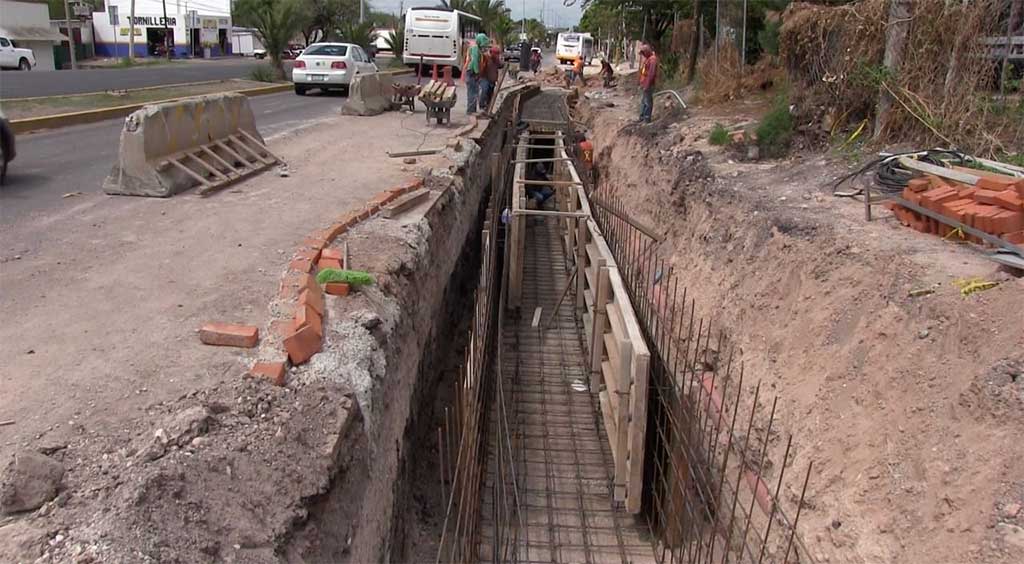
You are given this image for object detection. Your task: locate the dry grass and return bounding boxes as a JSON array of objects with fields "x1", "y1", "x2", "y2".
[{"x1": 779, "y1": 0, "x2": 1023, "y2": 155}]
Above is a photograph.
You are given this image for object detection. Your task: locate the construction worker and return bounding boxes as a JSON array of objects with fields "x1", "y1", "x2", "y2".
[
  {"x1": 600, "y1": 58, "x2": 615, "y2": 88},
  {"x1": 638, "y1": 44, "x2": 659, "y2": 123},
  {"x1": 479, "y1": 45, "x2": 503, "y2": 113},
  {"x1": 465, "y1": 33, "x2": 489, "y2": 115}
]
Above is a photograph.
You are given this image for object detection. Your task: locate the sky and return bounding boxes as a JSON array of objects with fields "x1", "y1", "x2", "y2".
[{"x1": 368, "y1": 0, "x2": 585, "y2": 29}]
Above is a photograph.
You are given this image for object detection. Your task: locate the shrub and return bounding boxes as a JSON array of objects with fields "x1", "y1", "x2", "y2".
[
  {"x1": 756, "y1": 96, "x2": 793, "y2": 158},
  {"x1": 249, "y1": 64, "x2": 277, "y2": 83},
  {"x1": 709, "y1": 123, "x2": 730, "y2": 145}
]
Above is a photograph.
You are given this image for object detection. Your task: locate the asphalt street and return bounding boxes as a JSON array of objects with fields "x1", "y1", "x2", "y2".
[
  {"x1": 0, "y1": 90, "x2": 344, "y2": 225},
  {"x1": 0, "y1": 58, "x2": 276, "y2": 99}
]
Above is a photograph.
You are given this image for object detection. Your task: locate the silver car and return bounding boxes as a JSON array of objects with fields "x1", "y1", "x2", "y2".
[{"x1": 291, "y1": 43, "x2": 378, "y2": 95}]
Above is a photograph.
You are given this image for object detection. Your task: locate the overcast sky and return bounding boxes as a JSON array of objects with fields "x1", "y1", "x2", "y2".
[{"x1": 369, "y1": 0, "x2": 585, "y2": 29}]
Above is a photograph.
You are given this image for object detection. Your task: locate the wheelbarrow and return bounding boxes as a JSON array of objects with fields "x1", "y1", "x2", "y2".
[
  {"x1": 392, "y1": 83, "x2": 420, "y2": 112},
  {"x1": 418, "y1": 80, "x2": 458, "y2": 125}
]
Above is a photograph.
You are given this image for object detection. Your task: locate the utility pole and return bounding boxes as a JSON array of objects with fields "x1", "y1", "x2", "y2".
[
  {"x1": 162, "y1": 0, "x2": 171, "y2": 59},
  {"x1": 63, "y1": 0, "x2": 77, "y2": 69},
  {"x1": 522, "y1": 0, "x2": 526, "y2": 37},
  {"x1": 129, "y1": 0, "x2": 136, "y2": 61},
  {"x1": 359, "y1": 0, "x2": 365, "y2": 23},
  {"x1": 741, "y1": 0, "x2": 747, "y2": 67},
  {"x1": 874, "y1": 0, "x2": 911, "y2": 139}
]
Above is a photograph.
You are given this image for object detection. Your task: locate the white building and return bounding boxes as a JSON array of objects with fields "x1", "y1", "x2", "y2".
[
  {"x1": 91, "y1": 0, "x2": 231, "y2": 58},
  {"x1": 0, "y1": 0, "x2": 67, "y2": 71}
]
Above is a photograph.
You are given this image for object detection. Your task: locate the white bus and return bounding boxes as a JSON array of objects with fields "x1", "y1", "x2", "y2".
[
  {"x1": 555, "y1": 32, "x2": 594, "y2": 65},
  {"x1": 403, "y1": 7, "x2": 482, "y2": 73}
]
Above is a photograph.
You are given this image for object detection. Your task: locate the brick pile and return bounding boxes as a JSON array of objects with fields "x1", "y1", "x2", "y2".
[{"x1": 891, "y1": 174, "x2": 1024, "y2": 245}]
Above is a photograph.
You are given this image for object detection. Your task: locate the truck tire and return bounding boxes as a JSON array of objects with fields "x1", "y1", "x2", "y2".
[
  {"x1": 18, "y1": 58, "x2": 30, "y2": 71},
  {"x1": 294, "y1": 84, "x2": 307, "y2": 95}
]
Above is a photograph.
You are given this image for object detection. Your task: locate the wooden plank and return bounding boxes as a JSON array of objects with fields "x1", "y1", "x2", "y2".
[
  {"x1": 613, "y1": 338, "x2": 632, "y2": 502},
  {"x1": 228, "y1": 134, "x2": 273, "y2": 164},
  {"x1": 898, "y1": 156, "x2": 980, "y2": 185},
  {"x1": 200, "y1": 146, "x2": 241, "y2": 176},
  {"x1": 187, "y1": 152, "x2": 229, "y2": 181},
  {"x1": 626, "y1": 348, "x2": 650, "y2": 514},
  {"x1": 213, "y1": 139, "x2": 254, "y2": 169},
  {"x1": 168, "y1": 158, "x2": 211, "y2": 188},
  {"x1": 237, "y1": 129, "x2": 283, "y2": 163},
  {"x1": 575, "y1": 218, "x2": 587, "y2": 312},
  {"x1": 531, "y1": 307, "x2": 543, "y2": 328},
  {"x1": 589, "y1": 265, "x2": 610, "y2": 393},
  {"x1": 382, "y1": 188, "x2": 430, "y2": 218},
  {"x1": 598, "y1": 388, "x2": 618, "y2": 463}
]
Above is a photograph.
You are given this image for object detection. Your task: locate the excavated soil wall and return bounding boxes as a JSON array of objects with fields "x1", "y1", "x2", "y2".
[{"x1": 581, "y1": 101, "x2": 1024, "y2": 564}]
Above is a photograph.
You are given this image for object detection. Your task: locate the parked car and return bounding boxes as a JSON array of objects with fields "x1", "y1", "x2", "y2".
[
  {"x1": 291, "y1": 42, "x2": 379, "y2": 95},
  {"x1": 0, "y1": 36, "x2": 36, "y2": 70},
  {"x1": 504, "y1": 42, "x2": 527, "y2": 63},
  {"x1": 0, "y1": 109, "x2": 15, "y2": 185},
  {"x1": 253, "y1": 48, "x2": 267, "y2": 59}
]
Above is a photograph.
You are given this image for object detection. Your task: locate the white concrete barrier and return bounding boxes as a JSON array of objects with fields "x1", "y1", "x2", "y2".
[
  {"x1": 341, "y1": 73, "x2": 395, "y2": 117},
  {"x1": 103, "y1": 93, "x2": 273, "y2": 197}
]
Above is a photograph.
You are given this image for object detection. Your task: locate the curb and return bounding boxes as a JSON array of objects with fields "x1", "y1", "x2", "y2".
[
  {"x1": 9, "y1": 83, "x2": 292, "y2": 135},
  {"x1": 1, "y1": 79, "x2": 230, "y2": 103},
  {"x1": 10, "y1": 69, "x2": 413, "y2": 135}
]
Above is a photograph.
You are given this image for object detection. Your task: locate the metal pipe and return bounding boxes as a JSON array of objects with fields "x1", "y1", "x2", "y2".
[{"x1": 654, "y1": 89, "x2": 687, "y2": 110}]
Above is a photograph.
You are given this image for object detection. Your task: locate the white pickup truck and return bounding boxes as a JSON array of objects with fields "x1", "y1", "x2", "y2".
[{"x1": 0, "y1": 36, "x2": 36, "y2": 70}]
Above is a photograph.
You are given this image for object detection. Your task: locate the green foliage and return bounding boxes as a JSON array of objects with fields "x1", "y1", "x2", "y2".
[
  {"x1": 384, "y1": 23, "x2": 405, "y2": 58},
  {"x1": 757, "y1": 19, "x2": 781, "y2": 56},
  {"x1": 316, "y1": 269, "x2": 375, "y2": 286},
  {"x1": 849, "y1": 61, "x2": 894, "y2": 90},
  {"x1": 235, "y1": 0, "x2": 306, "y2": 79},
  {"x1": 298, "y1": 0, "x2": 357, "y2": 45},
  {"x1": 338, "y1": 20, "x2": 376, "y2": 49},
  {"x1": 756, "y1": 95, "x2": 794, "y2": 158},
  {"x1": 249, "y1": 64, "x2": 278, "y2": 82},
  {"x1": 709, "y1": 123, "x2": 730, "y2": 146}
]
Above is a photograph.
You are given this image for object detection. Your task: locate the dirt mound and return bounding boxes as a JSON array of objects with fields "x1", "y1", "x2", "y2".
[{"x1": 582, "y1": 95, "x2": 1024, "y2": 564}]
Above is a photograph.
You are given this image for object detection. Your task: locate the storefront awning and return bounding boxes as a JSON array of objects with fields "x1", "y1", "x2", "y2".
[{"x1": 0, "y1": 26, "x2": 67, "y2": 42}]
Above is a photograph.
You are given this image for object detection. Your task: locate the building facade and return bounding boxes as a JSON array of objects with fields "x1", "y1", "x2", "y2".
[
  {"x1": 0, "y1": 0, "x2": 67, "y2": 71},
  {"x1": 92, "y1": 0, "x2": 231, "y2": 58}
]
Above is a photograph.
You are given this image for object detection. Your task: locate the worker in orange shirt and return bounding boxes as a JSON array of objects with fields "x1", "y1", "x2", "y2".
[{"x1": 638, "y1": 43, "x2": 659, "y2": 123}]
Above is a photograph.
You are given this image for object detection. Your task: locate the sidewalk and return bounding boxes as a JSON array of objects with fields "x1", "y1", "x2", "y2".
[{"x1": 0, "y1": 100, "x2": 472, "y2": 453}]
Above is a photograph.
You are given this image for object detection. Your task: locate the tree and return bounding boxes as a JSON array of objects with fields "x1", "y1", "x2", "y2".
[
  {"x1": 874, "y1": 0, "x2": 912, "y2": 139},
  {"x1": 384, "y1": 22, "x2": 405, "y2": 58},
  {"x1": 235, "y1": 0, "x2": 306, "y2": 79},
  {"x1": 338, "y1": 20, "x2": 376, "y2": 49},
  {"x1": 298, "y1": 0, "x2": 357, "y2": 46}
]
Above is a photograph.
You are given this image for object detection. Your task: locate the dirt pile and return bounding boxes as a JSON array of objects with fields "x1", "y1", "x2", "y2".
[{"x1": 582, "y1": 95, "x2": 1024, "y2": 564}]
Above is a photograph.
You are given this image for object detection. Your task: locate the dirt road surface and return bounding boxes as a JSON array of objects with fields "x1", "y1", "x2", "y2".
[{"x1": 0, "y1": 99, "x2": 464, "y2": 463}]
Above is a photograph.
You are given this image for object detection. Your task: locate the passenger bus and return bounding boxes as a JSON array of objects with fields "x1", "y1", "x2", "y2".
[
  {"x1": 555, "y1": 32, "x2": 594, "y2": 65},
  {"x1": 403, "y1": 7, "x2": 482, "y2": 74}
]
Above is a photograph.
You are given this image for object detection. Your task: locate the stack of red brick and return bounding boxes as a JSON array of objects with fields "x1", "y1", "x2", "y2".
[{"x1": 892, "y1": 174, "x2": 1024, "y2": 245}]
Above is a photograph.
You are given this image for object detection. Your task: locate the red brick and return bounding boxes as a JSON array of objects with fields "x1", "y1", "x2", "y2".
[
  {"x1": 1016, "y1": 180, "x2": 1024, "y2": 198},
  {"x1": 325, "y1": 282, "x2": 350, "y2": 296},
  {"x1": 365, "y1": 203, "x2": 381, "y2": 216},
  {"x1": 902, "y1": 186, "x2": 923, "y2": 205},
  {"x1": 940, "y1": 198, "x2": 974, "y2": 219},
  {"x1": 269, "y1": 319, "x2": 292, "y2": 340},
  {"x1": 974, "y1": 189, "x2": 1002, "y2": 206},
  {"x1": 990, "y1": 210, "x2": 1024, "y2": 234},
  {"x1": 976, "y1": 176, "x2": 1018, "y2": 191},
  {"x1": 400, "y1": 178, "x2": 424, "y2": 194},
  {"x1": 958, "y1": 186, "x2": 979, "y2": 199},
  {"x1": 1003, "y1": 230, "x2": 1024, "y2": 245},
  {"x1": 279, "y1": 272, "x2": 317, "y2": 300},
  {"x1": 283, "y1": 324, "x2": 321, "y2": 365},
  {"x1": 249, "y1": 361, "x2": 287, "y2": 386},
  {"x1": 318, "y1": 257, "x2": 343, "y2": 271},
  {"x1": 928, "y1": 175, "x2": 955, "y2": 190},
  {"x1": 293, "y1": 303, "x2": 323, "y2": 338},
  {"x1": 288, "y1": 256, "x2": 314, "y2": 273},
  {"x1": 324, "y1": 223, "x2": 346, "y2": 240},
  {"x1": 993, "y1": 190, "x2": 1024, "y2": 211},
  {"x1": 199, "y1": 323, "x2": 259, "y2": 348},
  {"x1": 322, "y1": 247, "x2": 343, "y2": 261},
  {"x1": 298, "y1": 287, "x2": 325, "y2": 316},
  {"x1": 973, "y1": 205, "x2": 1002, "y2": 233},
  {"x1": 303, "y1": 236, "x2": 328, "y2": 251},
  {"x1": 907, "y1": 178, "x2": 931, "y2": 193}
]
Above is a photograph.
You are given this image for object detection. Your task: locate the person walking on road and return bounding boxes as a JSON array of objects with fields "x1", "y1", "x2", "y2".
[
  {"x1": 465, "y1": 33, "x2": 489, "y2": 115},
  {"x1": 638, "y1": 44, "x2": 659, "y2": 123}
]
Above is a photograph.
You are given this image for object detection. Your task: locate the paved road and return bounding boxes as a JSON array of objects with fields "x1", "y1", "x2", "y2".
[
  {"x1": 0, "y1": 90, "x2": 344, "y2": 224},
  {"x1": 0, "y1": 58, "x2": 275, "y2": 99}
]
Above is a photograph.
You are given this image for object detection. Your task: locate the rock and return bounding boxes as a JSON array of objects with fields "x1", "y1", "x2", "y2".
[
  {"x1": 402, "y1": 157, "x2": 417, "y2": 165},
  {"x1": 160, "y1": 406, "x2": 212, "y2": 447},
  {"x1": 0, "y1": 451, "x2": 65, "y2": 514},
  {"x1": 1001, "y1": 502, "x2": 1022, "y2": 519},
  {"x1": 996, "y1": 522, "x2": 1024, "y2": 549},
  {"x1": 918, "y1": 329, "x2": 930, "y2": 339},
  {"x1": 0, "y1": 520, "x2": 49, "y2": 561}
]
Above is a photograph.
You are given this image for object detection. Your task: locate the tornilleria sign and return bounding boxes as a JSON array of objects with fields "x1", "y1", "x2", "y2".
[{"x1": 129, "y1": 16, "x2": 177, "y2": 26}]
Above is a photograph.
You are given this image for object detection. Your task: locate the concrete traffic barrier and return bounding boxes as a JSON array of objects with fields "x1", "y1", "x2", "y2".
[
  {"x1": 103, "y1": 93, "x2": 277, "y2": 197},
  {"x1": 341, "y1": 73, "x2": 395, "y2": 117}
]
